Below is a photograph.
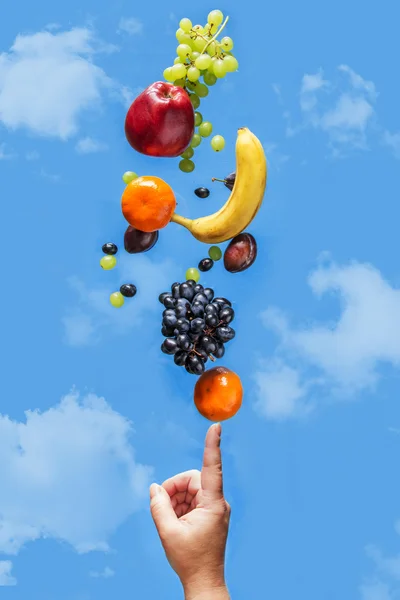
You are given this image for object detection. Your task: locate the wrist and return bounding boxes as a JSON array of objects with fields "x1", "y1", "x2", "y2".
[{"x1": 184, "y1": 580, "x2": 230, "y2": 600}]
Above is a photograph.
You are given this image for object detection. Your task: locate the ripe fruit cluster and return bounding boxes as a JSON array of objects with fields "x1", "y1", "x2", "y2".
[
  {"x1": 163, "y1": 9, "x2": 238, "y2": 172},
  {"x1": 159, "y1": 280, "x2": 236, "y2": 376}
]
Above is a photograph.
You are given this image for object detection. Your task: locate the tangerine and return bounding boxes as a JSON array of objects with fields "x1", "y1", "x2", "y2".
[
  {"x1": 194, "y1": 366, "x2": 243, "y2": 422},
  {"x1": 121, "y1": 176, "x2": 176, "y2": 233}
]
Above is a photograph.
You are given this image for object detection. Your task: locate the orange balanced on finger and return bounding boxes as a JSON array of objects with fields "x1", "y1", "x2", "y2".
[
  {"x1": 121, "y1": 176, "x2": 176, "y2": 233},
  {"x1": 194, "y1": 366, "x2": 243, "y2": 422}
]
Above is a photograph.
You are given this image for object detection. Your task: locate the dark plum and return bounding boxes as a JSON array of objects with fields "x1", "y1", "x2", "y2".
[
  {"x1": 124, "y1": 226, "x2": 158, "y2": 254},
  {"x1": 224, "y1": 232, "x2": 257, "y2": 273}
]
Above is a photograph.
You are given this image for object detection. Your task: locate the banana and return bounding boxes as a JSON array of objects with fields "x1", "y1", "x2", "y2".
[{"x1": 170, "y1": 127, "x2": 267, "y2": 244}]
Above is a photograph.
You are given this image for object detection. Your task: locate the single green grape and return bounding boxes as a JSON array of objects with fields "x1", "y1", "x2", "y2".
[
  {"x1": 122, "y1": 171, "x2": 138, "y2": 184},
  {"x1": 174, "y1": 78, "x2": 186, "y2": 88},
  {"x1": 206, "y1": 42, "x2": 218, "y2": 57},
  {"x1": 180, "y1": 18, "x2": 192, "y2": 32},
  {"x1": 186, "y1": 80, "x2": 197, "y2": 91},
  {"x1": 194, "y1": 111, "x2": 203, "y2": 127},
  {"x1": 196, "y1": 83, "x2": 209, "y2": 97},
  {"x1": 208, "y1": 9, "x2": 224, "y2": 26},
  {"x1": 171, "y1": 63, "x2": 187, "y2": 80},
  {"x1": 192, "y1": 24, "x2": 204, "y2": 35},
  {"x1": 179, "y1": 159, "x2": 195, "y2": 173},
  {"x1": 208, "y1": 23, "x2": 219, "y2": 35},
  {"x1": 195, "y1": 54, "x2": 212, "y2": 70},
  {"x1": 176, "y1": 29, "x2": 192, "y2": 44},
  {"x1": 177, "y1": 43, "x2": 192, "y2": 59},
  {"x1": 100, "y1": 255, "x2": 117, "y2": 270},
  {"x1": 191, "y1": 134, "x2": 202, "y2": 148},
  {"x1": 181, "y1": 147, "x2": 194, "y2": 159},
  {"x1": 189, "y1": 94, "x2": 200, "y2": 109},
  {"x1": 220, "y1": 36, "x2": 234, "y2": 51},
  {"x1": 224, "y1": 55, "x2": 239, "y2": 72},
  {"x1": 186, "y1": 267, "x2": 200, "y2": 283},
  {"x1": 213, "y1": 59, "x2": 227, "y2": 78},
  {"x1": 193, "y1": 37, "x2": 207, "y2": 52},
  {"x1": 191, "y1": 51, "x2": 200, "y2": 61},
  {"x1": 163, "y1": 67, "x2": 175, "y2": 82},
  {"x1": 211, "y1": 135, "x2": 225, "y2": 152},
  {"x1": 174, "y1": 56, "x2": 185, "y2": 64},
  {"x1": 209, "y1": 246, "x2": 222, "y2": 261},
  {"x1": 199, "y1": 121, "x2": 213, "y2": 137},
  {"x1": 187, "y1": 66, "x2": 200, "y2": 82},
  {"x1": 207, "y1": 57, "x2": 217, "y2": 73},
  {"x1": 110, "y1": 292, "x2": 125, "y2": 308},
  {"x1": 203, "y1": 72, "x2": 217, "y2": 86}
]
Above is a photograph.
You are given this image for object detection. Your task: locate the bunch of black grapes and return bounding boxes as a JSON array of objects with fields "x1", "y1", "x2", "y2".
[{"x1": 159, "y1": 280, "x2": 235, "y2": 375}]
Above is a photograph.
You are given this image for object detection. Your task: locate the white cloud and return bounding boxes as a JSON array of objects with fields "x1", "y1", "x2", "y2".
[
  {"x1": 63, "y1": 254, "x2": 177, "y2": 346},
  {"x1": 118, "y1": 18, "x2": 143, "y2": 35},
  {"x1": 254, "y1": 258, "x2": 400, "y2": 419},
  {"x1": 0, "y1": 561, "x2": 16, "y2": 586},
  {"x1": 360, "y1": 581, "x2": 393, "y2": 600},
  {"x1": 89, "y1": 566, "x2": 115, "y2": 578},
  {"x1": 0, "y1": 28, "x2": 122, "y2": 140},
  {"x1": 383, "y1": 131, "x2": 400, "y2": 160},
  {"x1": 286, "y1": 65, "x2": 377, "y2": 153},
  {"x1": 0, "y1": 391, "x2": 153, "y2": 555},
  {"x1": 26, "y1": 150, "x2": 40, "y2": 161},
  {"x1": 253, "y1": 360, "x2": 310, "y2": 420},
  {"x1": 75, "y1": 137, "x2": 108, "y2": 154},
  {"x1": 366, "y1": 546, "x2": 400, "y2": 580}
]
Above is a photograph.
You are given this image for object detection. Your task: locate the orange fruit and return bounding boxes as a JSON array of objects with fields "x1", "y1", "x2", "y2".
[
  {"x1": 121, "y1": 176, "x2": 176, "y2": 233},
  {"x1": 194, "y1": 366, "x2": 243, "y2": 422}
]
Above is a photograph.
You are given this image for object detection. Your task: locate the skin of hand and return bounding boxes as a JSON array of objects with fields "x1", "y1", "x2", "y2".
[{"x1": 149, "y1": 423, "x2": 231, "y2": 599}]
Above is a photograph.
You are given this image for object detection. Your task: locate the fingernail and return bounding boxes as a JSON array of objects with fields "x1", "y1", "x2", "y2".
[{"x1": 150, "y1": 483, "x2": 162, "y2": 496}]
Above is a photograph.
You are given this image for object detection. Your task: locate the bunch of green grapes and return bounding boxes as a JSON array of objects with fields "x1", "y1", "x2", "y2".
[{"x1": 162, "y1": 9, "x2": 238, "y2": 173}]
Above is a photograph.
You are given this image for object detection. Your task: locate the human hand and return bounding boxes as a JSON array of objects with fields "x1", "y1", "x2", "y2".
[{"x1": 150, "y1": 423, "x2": 231, "y2": 599}]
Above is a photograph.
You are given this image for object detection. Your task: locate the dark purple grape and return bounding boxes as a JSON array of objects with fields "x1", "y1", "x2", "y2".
[
  {"x1": 215, "y1": 326, "x2": 235, "y2": 342},
  {"x1": 214, "y1": 297, "x2": 232, "y2": 307},
  {"x1": 193, "y1": 293, "x2": 208, "y2": 305},
  {"x1": 196, "y1": 348, "x2": 209, "y2": 362},
  {"x1": 102, "y1": 242, "x2": 118, "y2": 255},
  {"x1": 163, "y1": 296, "x2": 176, "y2": 309},
  {"x1": 120, "y1": 284, "x2": 137, "y2": 298},
  {"x1": 163, "y1": 313, "x2": 178, "y2": 329},
  {"x1": 175, "y1": 318, "x2": 190, "y2": 333},
  {"x1": 175, "y1": 303, "x2": 189, "y2": 318},
  {"x1": 124, "y1": 226, "x2": 158, "y2": 254},
  {"x1": 198, "y1": 335, "x2": 217, "y2": 354},
  {"x1": 205, "y1": 303, "x2": 218, "y2": 315},
  {"x1": 213, "y1": 342, "x2": 225, "y2": 359},
  {"x1": 199, "y1": 258, "x2": 214, "y2": 272},
  {"x1": 161, "y1": 338, "x2": 178, "y2": 355},
  {"x1": 186, "y1": 354, "x2": 205, "y2": 375},
  {"x1": 223, "y1": 232, "x2": 257, "y2": 273},
  {"x1": 161, "y1": 325, "x2": 174, "y2": 337},
  {"x1": 194, "y1": 284, "x2": 204, "y2": 294},
  {"x1": 159, "y1": 292, "x2": 170, "y2": 305},
  {"x1": 179, "y1": 282, "x2": 195, "y2": 301},
  {"x1": 177, "y1": 333, "x2": 192, "y2": 351},
  {"x1": 194, "y1": 187, "x2": 210, "y2": 198},
  {"x1": 203, "y1": 288, "x2": 214, "y2": 302},
  {"x1": 191, "y1": 301, "x2": 205, "y2": 318},
  {"x1": 189, "y1": 331, "x2": 201, "y2": 342},
  {"x1": 171, "y1": 283, "x2": 181, "y2": 299},
  {"x1": 205, "y1": 313, "x2": 218, "y2": 328},
  {"x1": 163, "y1": 308, "x2": 175, "y2": 318},
  {"x1": 191, "y1": 318, "x2": 205, "y2": 333},
  {"x1": 174, "y1": 350, "x2": 189, "y2": 366},
  {"x1": 186, "y1": 279, "x2": 197, "y2": 287},
  {"x1": 220, "y1": 306, "x2": 235, "y2": 324}
]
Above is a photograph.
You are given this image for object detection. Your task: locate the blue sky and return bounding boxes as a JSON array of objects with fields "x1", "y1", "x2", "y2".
[{"x1": 1, "y1": 1, "x2": 400, "y2": 599}]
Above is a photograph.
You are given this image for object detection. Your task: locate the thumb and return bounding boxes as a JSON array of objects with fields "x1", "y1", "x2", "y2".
[{"x1": 149, "y1": 483, "x2": 177, "y2": 535}]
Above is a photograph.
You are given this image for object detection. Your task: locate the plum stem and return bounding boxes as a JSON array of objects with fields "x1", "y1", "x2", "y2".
[
  {"x1": 211, "y1": 177, "x2": 226, "y2": 184},
  {"x1": 200, "y1": 16, "x2": 230, "y2": 57}
]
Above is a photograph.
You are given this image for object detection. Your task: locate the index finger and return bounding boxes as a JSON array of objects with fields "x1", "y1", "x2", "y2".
[{"x1": 201, "y1": 423, "x2": 224, "y2": 501}]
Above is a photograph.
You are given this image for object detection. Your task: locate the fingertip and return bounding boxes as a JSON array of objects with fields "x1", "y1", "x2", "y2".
[{"x1": 149, "y1": 483, "x2": 161, "y2": 498}]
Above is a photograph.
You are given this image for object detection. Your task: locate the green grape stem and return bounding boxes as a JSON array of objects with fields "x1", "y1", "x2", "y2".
[{"x1": 199, "y1": 16, "x2": 230, "y2": 56}]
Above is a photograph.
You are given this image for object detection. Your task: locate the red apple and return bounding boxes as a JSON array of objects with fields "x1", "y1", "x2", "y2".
[{"x1": 125, "y1": 82, "x2": 195, "y2": 158}]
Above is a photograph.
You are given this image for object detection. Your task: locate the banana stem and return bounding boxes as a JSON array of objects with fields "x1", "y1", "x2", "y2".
[{"x1": 170, "y1": 213, "x2": 193, "y2": 229}]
